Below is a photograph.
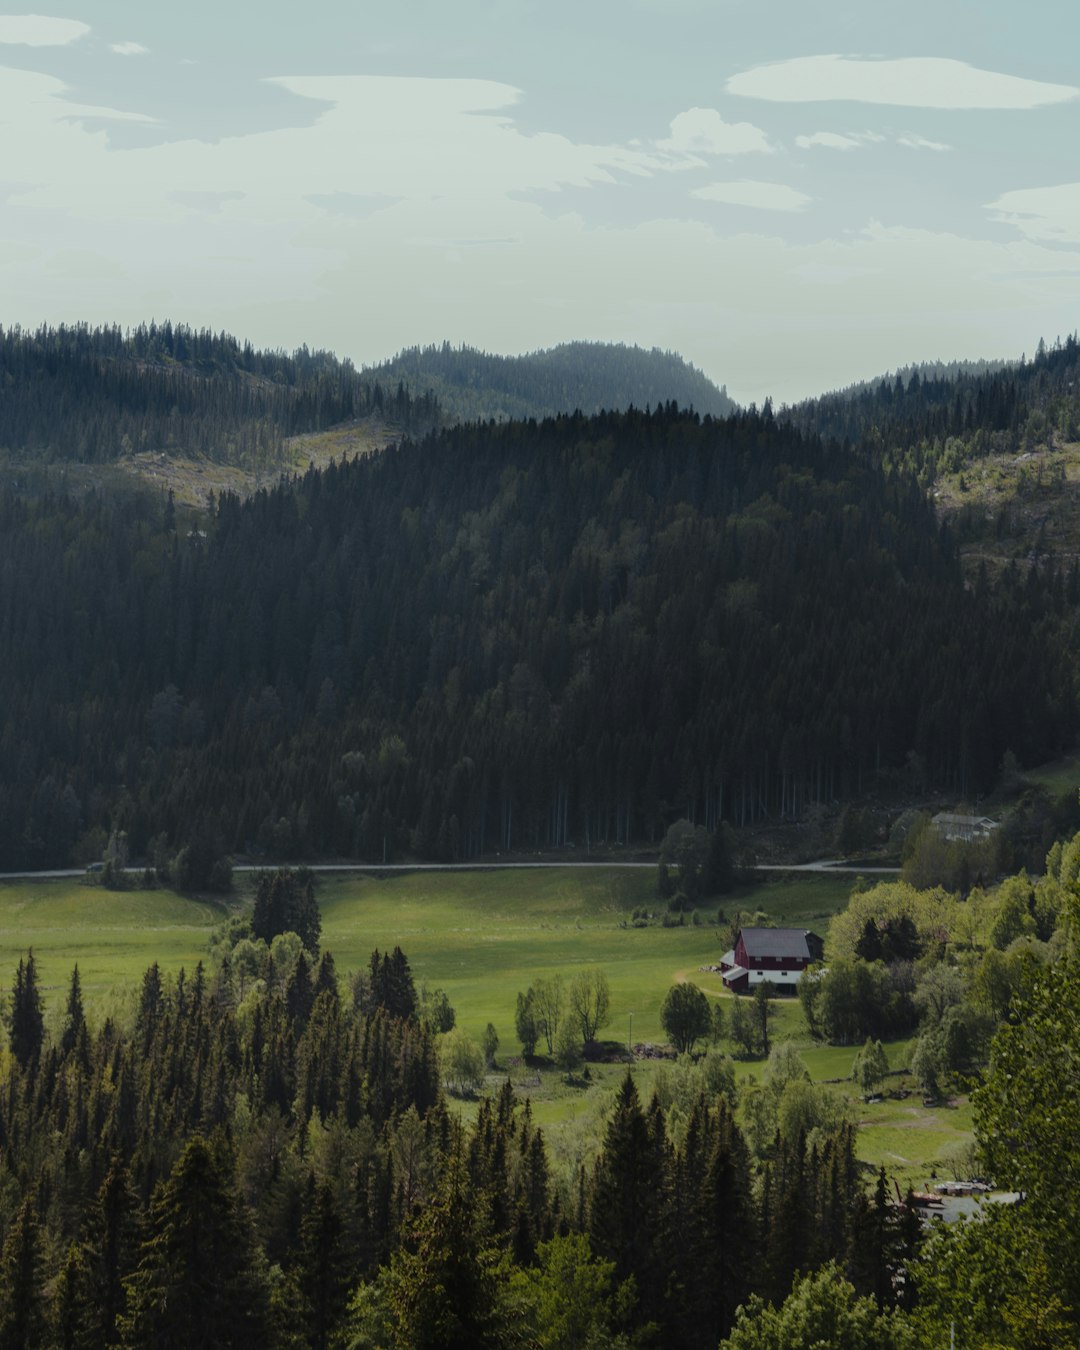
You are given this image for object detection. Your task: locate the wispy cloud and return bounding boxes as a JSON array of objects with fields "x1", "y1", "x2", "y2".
[
  {"x1": 728, "y1": 56, "x2": 1080, "y2": 110},
  {"x1": 305, "y1": 192, "x2": 402, "y2": 220},
  {"x1": 795, "y1": 131, "x2": 885, "y2": 151},
  {"x1": 110, "y1": 41, "x2": 149, "y2": 57},
  {"x1": 897, "y1": 134, "x2": 950, "y2": 151},
  {"x1": 691, "y1": 180, "x2": 811, "y2": 212},
  {"x1": 0, "y1": 14, "x2": 89, "y2": 46}
]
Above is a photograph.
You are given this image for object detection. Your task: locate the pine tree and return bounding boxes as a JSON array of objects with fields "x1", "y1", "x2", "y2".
[
  {"x1": 82, "y1": 1155, "x2": 141, "y2": 1345},
  {"x1": 8, "y1": 952, "x2": 43, "y2": 1071},
  {"x1": 48, "y1": 1244, "x2": 94, "y2": 1350},
  {"x1": 60, "y1": 965, "x2": 85, "y2": 1057},
  {"x1": 121, "y1": 1135, "x2": 269, "y2": 1347},
  {"x1": 385, "y1": 1144, "x2": 509, "y2": 1349},
  {"x1": 297, "y1": 1179, "x2": 353, "y2": 1350},
  {"x1": 589, "y1": 1072, "x2": 670, "y2": 1333},
  {"x1": 0, "y1": 1196, "x2": 43, "y2": 1349}
]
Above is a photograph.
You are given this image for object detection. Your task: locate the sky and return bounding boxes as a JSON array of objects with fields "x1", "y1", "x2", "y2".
[{"x1": 1, "y1": 3, "x2": 1079, "y2": 404}]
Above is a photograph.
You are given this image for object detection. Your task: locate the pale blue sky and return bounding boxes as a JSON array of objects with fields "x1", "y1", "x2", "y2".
[{"x1": 2, "y1": 2, "x2": 1078, "y2": 401}]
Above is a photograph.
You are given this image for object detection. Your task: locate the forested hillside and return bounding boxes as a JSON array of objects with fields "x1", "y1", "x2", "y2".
[
  {"x1": 1, "y1": 402, "x2": 1076, "y2": 870},
  {"x1": 0, "y1": 322, "x2": 438, "y2": 469},
  {"x1": 366, "y1": 340, "x2": 735, "y2": 423},
  {"x1": 0, "y1": 325, "x2": 731, "y2": 474},
  {"x1": 786, "y1": 333, "x2": 1080, "y2": 486}
]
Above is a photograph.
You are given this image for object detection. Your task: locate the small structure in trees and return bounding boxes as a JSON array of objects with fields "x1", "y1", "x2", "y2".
[{"x1": 930, "y1": 812, "x2": 999, "y2": 843}]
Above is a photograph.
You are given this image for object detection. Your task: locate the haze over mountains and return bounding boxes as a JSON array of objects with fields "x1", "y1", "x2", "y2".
[{"x1": 364, "y1": 341, "x2": 735, "y2": 424}]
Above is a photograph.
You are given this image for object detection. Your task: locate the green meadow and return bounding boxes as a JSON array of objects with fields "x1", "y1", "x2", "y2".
[
  {"x1": 0, "y1": 880, "x2": 227, "y2": 1019},
  {"x1": 316, "y1": 867, "x2": 850, "y2": 1046},
  {"x1": 0, "y1": 865, "x2": 969, "y2": 1184}
]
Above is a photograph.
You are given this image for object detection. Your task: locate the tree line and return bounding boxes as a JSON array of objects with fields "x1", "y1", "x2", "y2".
[{"x1": 0, "y1": 321, "x2": 438, "y2": 469}]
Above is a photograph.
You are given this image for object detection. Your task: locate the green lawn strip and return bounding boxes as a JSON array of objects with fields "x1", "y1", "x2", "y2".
[
  {"x1": 723, "y1": 872, "x2": 853, "y2": 926},
  {"x1": 0, "y1": 880, "x2": 225, "y2": 1009},
  {"x1": 316, "y1": 867, "x2": 853, "y2": 1046},
  {"x1": 317, "y1": 868, "x2": 712, "y2": 1043}
]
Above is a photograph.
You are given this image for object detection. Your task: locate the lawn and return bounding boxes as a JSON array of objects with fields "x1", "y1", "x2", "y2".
[
  {"x1": 851, "y1": 1091, "x2": 976, "y2": 1192},
  {"x1": 315, "y1": 866, "x2": 857, "y2": 1047},
  {"x1": 0, "y1": 878, "x2": 228, "y2": 1028}
]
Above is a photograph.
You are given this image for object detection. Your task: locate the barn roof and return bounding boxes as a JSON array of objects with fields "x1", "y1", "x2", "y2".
[{"x1": 739, "y1": 927, "x2": 815, "y2": 960}]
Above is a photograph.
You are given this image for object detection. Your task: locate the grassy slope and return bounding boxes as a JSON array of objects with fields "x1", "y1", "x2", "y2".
[
  {"x1": 2, "y1": 416, "x2": 400, "y2": 511},
  {"x1": 0, "y1": 879, "x2": 228, "y2": 1027},
  {"x1": 316, "y1": 868, "x2": 849, "y2": 1043},
  {"x1": 0, "y1": 866, "x2": 967, "y2": 1186}
]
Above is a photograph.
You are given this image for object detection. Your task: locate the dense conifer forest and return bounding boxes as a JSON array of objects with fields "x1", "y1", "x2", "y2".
[
  {"x1": 784, "y1": 333, "x2": 1080, "y2": 486},
  {"x1": 0, "y1": 325, "x2": 732, "y2": 473},
  {"x1": 0, "y1": 321, "x2": 440, "y2": 469},
  {"x1": 2, "y1": 394, "x2": 1078, "y2": 869}
]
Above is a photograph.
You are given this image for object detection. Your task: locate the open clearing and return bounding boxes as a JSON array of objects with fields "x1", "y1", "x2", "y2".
[{"x1": 0, "y1": 865, "x2": 968, "y2": 1181}]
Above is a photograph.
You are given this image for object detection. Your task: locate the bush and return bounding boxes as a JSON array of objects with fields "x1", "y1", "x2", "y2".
[
  {"x1": 440, "y1": 1028, "x2": 485, "y2": 1096},
  {"x1": 554, "y1": 1016, "x2": 583, "y2": 1073}
]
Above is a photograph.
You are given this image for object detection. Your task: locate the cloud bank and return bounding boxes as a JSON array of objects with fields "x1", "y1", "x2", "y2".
[
  {"x1": 0, "y1": 14, "x2": 89, "y2": 45},
  {"x1": 728, "y1": 56, "x2": 1080, "y2": 110}
]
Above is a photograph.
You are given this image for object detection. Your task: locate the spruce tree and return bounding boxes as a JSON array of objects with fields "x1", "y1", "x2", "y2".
[
  {"x1": 297, "y1": 1179, "x2": 353, "y2": 1350},
  {"x1": 0, "y1": 1196, "x2": 43, "y2": 1349},
  {"x1": 48, "y1": 1244, "x2": 94, "y2": 1350},
  {"x1": 8, "y1": 952, "x2": 43, "y2": 1070},
  {"x1": 385, "y1": 1145, "x2": 508, "y2": 1350},
  {"x1": 60, "y1": 965, "x2": 85, "y2": 1057},
  {"x1": 121, "y1": 1135, "x2": 269, "y2": 1347},
  {"x1": 589, "y1": 1072, "x2": 669, "y2": 1333},
  {"x1": 83, "y1": 1155, "x2": 141, "y2": 1345}
]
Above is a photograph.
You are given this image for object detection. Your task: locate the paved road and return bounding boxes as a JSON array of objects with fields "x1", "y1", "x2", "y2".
[
  {"x1": 0, "y1": 858, "x2": 898, "y2": 881},
  {"x1": 0, "y1": 861, "x2": 658, "y2": 880},
  {"x1": 753, "y1": 860, "x2": 901, "y2": 875}
]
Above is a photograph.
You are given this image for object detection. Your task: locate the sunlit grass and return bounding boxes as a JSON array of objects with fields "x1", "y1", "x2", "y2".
[{"x1": 0, "y1": 867, "x2": 972, "y2": 1180}]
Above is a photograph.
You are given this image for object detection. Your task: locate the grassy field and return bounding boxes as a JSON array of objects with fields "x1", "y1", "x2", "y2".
[
  {"x1": 315, "y1": 867, "x2": 855, "y2": 1045},
  {"x1": 0, "y1": 864, "x2": 969, "y2": 1184},
  {"x1": 0, "y1": 879, "x2": 229, "y2": 1030},
  {"x1": 935, "y1": 435, "x2": 1080, "y2": 582},
  {"x1": 0, "y1": 867, "x2": 854, "y2": 1040}
]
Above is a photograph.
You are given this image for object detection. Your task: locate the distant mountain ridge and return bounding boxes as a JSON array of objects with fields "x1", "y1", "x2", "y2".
[
  {"x1": 0, "y1": 325, "x2": 734, "y2": 473},
  {"x1": 365, "y1": 340, "x2": 735, "y2": 423}
]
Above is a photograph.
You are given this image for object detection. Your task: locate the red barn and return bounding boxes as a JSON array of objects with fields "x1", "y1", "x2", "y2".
[{"x1": 719, "y1": 927, "x2": 824, "y2": 994}]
